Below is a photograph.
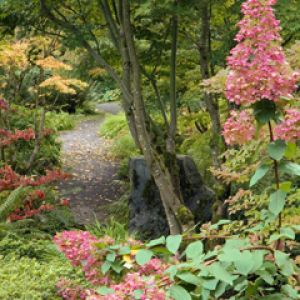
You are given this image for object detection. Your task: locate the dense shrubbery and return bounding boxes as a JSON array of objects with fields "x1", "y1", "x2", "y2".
[{"x1": 0, "y1": 236, "x2": 85, "y2": 300}]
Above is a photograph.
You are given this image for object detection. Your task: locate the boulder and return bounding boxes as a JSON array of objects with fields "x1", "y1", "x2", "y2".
[{"x1": 128, "y1": 155, "x2": 215, "y2": 239}]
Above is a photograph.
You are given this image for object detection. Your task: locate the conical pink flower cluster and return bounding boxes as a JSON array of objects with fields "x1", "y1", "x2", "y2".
[
  {"x1": 223, "y1": 110, "x2": 256, "y2": 145},
  {"x1": 226, "y1": 0, "x2": 299, "y2": 105}
]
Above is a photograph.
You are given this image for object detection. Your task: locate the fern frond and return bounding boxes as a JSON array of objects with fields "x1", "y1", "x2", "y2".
[{"x1": 0, "y1": 186, "x2": 30, "y2": 221}]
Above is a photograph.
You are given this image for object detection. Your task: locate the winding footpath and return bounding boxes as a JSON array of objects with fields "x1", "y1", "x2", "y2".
[{"x1": 58, "y1": 102, "x2": 123, "y2": 225}]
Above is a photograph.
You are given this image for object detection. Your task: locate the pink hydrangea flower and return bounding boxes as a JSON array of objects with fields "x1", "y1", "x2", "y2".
[
  {"x1": 223, "y1": 110, "x2": 256, "y2": 145},
  {"x1": 274, "y1": 108, "x2": 300, "y2": 141},
  {"x1": 226, "y1": 0, "x2": 299, "y2": 105}
]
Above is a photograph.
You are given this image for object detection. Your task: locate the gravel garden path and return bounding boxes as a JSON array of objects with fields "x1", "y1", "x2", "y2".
[{"x1": 58, "y1": 102, "x2": 124, "y2": 225}]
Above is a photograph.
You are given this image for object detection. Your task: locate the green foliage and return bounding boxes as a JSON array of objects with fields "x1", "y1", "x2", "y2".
[
  {"x1": 86, "y1": 217, "x2": 128, "y2": 242},
  {"x1": 0, "y1": 229, "x2": 85, "y2": 300},
  {"x1": 99, "y1": 113, "x2": 128, "y2": 139},
  {"x1": 0, "y1": 254, "x2": 83, "y2": 300},
  {"x1": 0, "y1": 187, "x2": 30, "y2": 221},
  {"x1": 45, "y1": 111, "x2": 77, "y2": 131},
  {"x1": 111, "y1": 134, "x2": 138, "y2": 160}
]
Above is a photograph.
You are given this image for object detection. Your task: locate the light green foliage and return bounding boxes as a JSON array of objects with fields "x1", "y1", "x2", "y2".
[
  {"x1": 111, "y1": 134, "x2": 138, "y2": 160},
  {"x1": 0, "y1": 235, "x2": 85, "y2": 300},
  {"x1": 99, "y1": 113, "x2": 138, "y2": 176},
  {"x1": 0, "y1": 255, "x2": 82, "y2": 300},
  {"x1": 99, "y1": 113, "x2": 128, "y2": 139},
  {"x1": 45, "y1": 111, "x2": 77, "y2": 131}
]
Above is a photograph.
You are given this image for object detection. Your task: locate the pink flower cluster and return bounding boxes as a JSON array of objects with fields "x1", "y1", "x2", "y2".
[
  {"x1": 274, "y1": 108, "x2": 300, "y2": 141},
  {"x1": 54, "y1": 231, "x2": 98, "y2": 266},
  {"x1": 226, "y1": 0, "x2": 299, "y2": 105},
  {"x1": 54, "y1": 231, "x2": 172, "y2": 300},
  {"x1": 54, "y1": 231, "x2": 112, "y2": 285},
  {"x1": 100, "y1": 272, "x2": 167, "y2": 300},
  {"x1": 223, "y1": 110, "x2": 256, "y2": 145}
]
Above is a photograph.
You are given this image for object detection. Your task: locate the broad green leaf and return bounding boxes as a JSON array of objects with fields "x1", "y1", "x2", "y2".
[
  {"x1": 101, "y1": 261, "x2": 112, "y2": 274},
  {"x1": 250, "y1": 250, "x2": 265, "y2": 272},
  {"x1": 111, "y1": 262, "x2": 123, "y2": 274},
  {"x1": 166, "y1": 235, "x2": 182, "y2": 254},
  {"x1": 280, "y1": 162, "x2": 300, "y2": 176},
  {"x1": 176, "y1": 272, "x2": 202, "y2": 286},
  {"x1": 169, "y1": 285, "x2": 192, "y2": 300},
  {"x1": 267, "y1": 140, "x2": 286, "y2": 161},
  {"x1": 224, "y1": 239, "x2": 249, "y2": 250},
  {"x1": 234, "y1": 251, "x2": 254, "y2": 275},
  {"x1": 106, "y1": 252, "x2": 116, "y2": 262},
  {"x1": 208, "y1": 262, "x2": 235, "y2": 285},
  {"x1": 119, "y1": 246, "x2": 131, "y2": 255},
  {"x1": 146, "y1": 236, "x2": 165, "y2": 247},
  {"x1": 96, "y1": 286, "x2": 114, "y2": 295},
  {"x1": 135, "y1": 249, "x2": 153, "y2": 266},
  {"x1": 256, "y1": 270, "x2": 274, "y2": 285},
  {"x1": 268, "y1": 190, "x2": 287, "y2": 216},
  {"x1": 275, "y1": 251, "x2": 294, "y2": 276},
  {"x1": 280, "y1": 227, "x2": 295, "y2": 240},
  {"x1": 219, "y1": 248, "x2": 241, "y2": 263},
  {"x1": 185, "y1": 241, "x2": 203, "y2": 260},
  {"x1": 202, "y1": 279, "x2": 219, "y2": 290},
  {"x1": 284, "y1": 142, "x2": 297, "y2": 159},
  {"x1": 282, "y1": 285, "x2": 299, "y2": 299},
  {"x1": 253, "y1": 99, "x2": 276, "y2": 124},
  {"x1": 215, "y1": 282, "x2": 227, "y2": 298},
  {"x1": 250, "y1": 164, "x2": 269, "y2": 187}
]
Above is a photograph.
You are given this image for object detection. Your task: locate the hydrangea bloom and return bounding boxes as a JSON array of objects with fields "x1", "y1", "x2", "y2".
[
  {"x1": 223, "y1": 110, "x2": 256, "y2": 145},
  {"x1": 226, "y1": 0, "x2": 299, "y2": 105},
  {"x1": 274, "y1": 108, "x2": 300, "y2": 141}
]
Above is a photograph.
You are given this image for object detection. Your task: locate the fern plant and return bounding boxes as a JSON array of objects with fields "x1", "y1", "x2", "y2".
[{"x1": 0, "y1": 186, "x2": 30, "y2": 221}]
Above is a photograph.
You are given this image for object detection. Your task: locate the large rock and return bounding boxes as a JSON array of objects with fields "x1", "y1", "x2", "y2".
[{"x1": 129, "y1": 155, "x2": 215, "y2": 239}]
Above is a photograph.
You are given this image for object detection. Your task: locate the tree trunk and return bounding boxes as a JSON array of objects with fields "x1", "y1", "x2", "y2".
[
  {"x1": 198, "y1": 0, "x2": 222, "y2": 168},
  {"x1": 122, "y1": 0, "x2": 193, "y2": 234}
]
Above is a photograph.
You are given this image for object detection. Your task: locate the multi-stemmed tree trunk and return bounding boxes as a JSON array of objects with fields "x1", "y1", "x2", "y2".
[{"x1": 40, "y1": 0, "x2": 194, "y2": 234}]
